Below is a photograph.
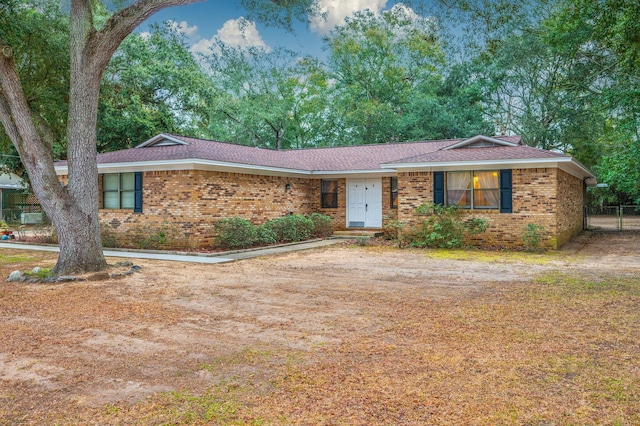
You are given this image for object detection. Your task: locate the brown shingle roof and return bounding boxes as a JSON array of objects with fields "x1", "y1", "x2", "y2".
[
  {"x1": 388, "y1": 145, "x2": 567, "y2": 165},
  {"x1": 79, "y1": 134, "x2": 538, "y2": 172}
]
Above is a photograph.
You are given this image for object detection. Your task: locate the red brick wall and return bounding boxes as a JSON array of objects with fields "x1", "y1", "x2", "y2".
[
  {"x1": 556, "y1": 169, "x2": 585, "y2": 247},
  {"x1": 98, "y1": 170, "x2": 319, "y2": 247},
  {"x1": 62, "y1": 166, "x2": 585, "y2": 249},
  {"x1": 396, "y1": 168, "x2": 584, "y2": 249}
]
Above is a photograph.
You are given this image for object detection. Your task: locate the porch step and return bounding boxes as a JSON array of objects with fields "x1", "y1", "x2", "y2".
[{"x1": 332, "y1": 230, "x2": 384, "y2": 239}]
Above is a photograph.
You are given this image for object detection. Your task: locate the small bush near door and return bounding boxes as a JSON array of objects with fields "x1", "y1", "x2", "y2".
[
  {"x1": 215, "y1": 217, "x2": 256, "y2": 249},
  {"x1": 309, "y1": 212, "x2": 334, "y2": 238},
  {"x1": 265, "y1": 214, "x2": 314, "y2": 242},
  {"x1": 213, "y1": 213, "x2": 333, "y2": 249}
]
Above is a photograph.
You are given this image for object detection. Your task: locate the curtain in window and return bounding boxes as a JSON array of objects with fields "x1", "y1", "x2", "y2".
[
  {"x1": 447, "y1": 172, "x2": 471, "y2": 207},
  {"x1": 391, "y1": 177, "x2": 398, "y2": 208},
  {"x1": 321, "y1": 179, "x2": 338, "y2": 208},
  {"x1": 474, "y1": 171, "x2": 499, "y2": 208}
]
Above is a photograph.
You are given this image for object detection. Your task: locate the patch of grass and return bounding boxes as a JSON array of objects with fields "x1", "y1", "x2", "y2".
[
  {"x1": 0, "y1": 255, "x2": 36, "y2": 265},
  {"x1": 599, "y1": 376, "x2": 637, "y2": 403},
  {"x1": 535, "y1": 272, "x2": 640, "y2": 294},
  {"x1": 96, "y1": 385, "x2": 267, "y2": 425},
  {"x1": 103, "y1": 403, "x2": 120, "y2": 415},
  {"x1": 425, "y1": 248, "x2": 557, "y2": 264},
  {"x1": 24, "y1": 267, "x2": 53, "y2": 280},
  {"x1": 163, "y1": 386, "x2": 264, "y2": 425}
]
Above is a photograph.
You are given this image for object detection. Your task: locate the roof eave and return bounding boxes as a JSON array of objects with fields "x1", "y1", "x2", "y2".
[
  {"x1": 57, "y1": 159, "x2": 312, "y2": 178},
  {"x1": 382, "y1": 157, "x2": 596, "y2": 184}
]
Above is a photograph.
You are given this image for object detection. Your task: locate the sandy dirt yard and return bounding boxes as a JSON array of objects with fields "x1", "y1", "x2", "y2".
[{"x1": 0, "y1": 231, "x2": 639, "y2": 425}]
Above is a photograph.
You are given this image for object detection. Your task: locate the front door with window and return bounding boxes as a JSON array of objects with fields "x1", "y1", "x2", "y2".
[{"x1": 347, "y1": 178, "x2": 382, "y2": 228}]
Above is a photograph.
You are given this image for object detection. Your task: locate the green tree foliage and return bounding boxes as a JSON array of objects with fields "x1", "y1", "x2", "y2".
[
  {"x1": 553, "y1": 0, "x2": 640, "y2": 203},
  {"x1": 324, "y1": 5, "x2": 492, "y2": 145},
  {"x1": 472, "y1": 5, "x2": 605, "y2": 163},
  {"x1": 205, "y1": 45, "x2": 331, "y2": 149},
  {"x1": 98, "y1": 23, "x2": 212, "y2": 152},
  {"x1": 0, "y1": 0, "x2": 69, "y2": 175},
  {"x1": 325, "y1": 5, "x2": 443, "y2": 145}
]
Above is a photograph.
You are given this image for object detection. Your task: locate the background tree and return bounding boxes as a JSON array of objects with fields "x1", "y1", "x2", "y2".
[
  {"x1": 0, "y1": 1, "x2": 69, "y2": 178},
  {"x1": 557, "y1": 0, "x2": 640, "y2": 203},
  {"x1": 205, "y1": 44, "x2": 334, "y2": 149},
  {"x1": 99, "y1": 23, "x2": 212, "y2": 152},
  {"x1": 324, "y1": 5, "x2": 445, "y2": 145}
]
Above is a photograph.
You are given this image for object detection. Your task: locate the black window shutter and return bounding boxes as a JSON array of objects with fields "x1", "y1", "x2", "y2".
[
  {"x1": 500, "y1": 169, "x2": 512, "y2": 213},
  {"x1": 433, "y1": 171, "x2": 444, "y2": 206},
  {"x1": 134, "y1": 172, "x2": 143, "y2": 213}
]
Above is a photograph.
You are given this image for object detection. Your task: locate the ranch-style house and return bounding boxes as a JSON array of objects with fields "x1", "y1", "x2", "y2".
[{"x1": 54, "y1": 133, "x2": 596, "y2": 249}]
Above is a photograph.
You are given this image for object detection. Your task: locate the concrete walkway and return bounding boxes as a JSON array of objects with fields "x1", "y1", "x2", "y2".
[{"x1": 0, "y1": 239, "x2": 342, "y2": 264}]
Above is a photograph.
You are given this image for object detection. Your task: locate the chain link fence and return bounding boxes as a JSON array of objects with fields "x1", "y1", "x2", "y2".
[
  {"x1": 587, "y1": 205, "x2": 640, "y2": 230},
  {"x1": 0, "y1": 189, "x2": 46, "y2": 225}
]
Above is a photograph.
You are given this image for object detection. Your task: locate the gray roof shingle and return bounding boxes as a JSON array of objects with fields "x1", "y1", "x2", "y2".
[
  {"x1": 387, "y1": 144, "x2": 567, "y2": 165},
  {"x1": 67, "y1": 134, "x2": 544, "y2": 172}
]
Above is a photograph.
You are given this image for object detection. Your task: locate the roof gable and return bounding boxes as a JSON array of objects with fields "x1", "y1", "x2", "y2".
[
  {"x1": 442, "y1": 135, "x2": 522, "y2": 150},
  {"x1": 136, "y1": 134, "x2": 189, "y2": 148}
]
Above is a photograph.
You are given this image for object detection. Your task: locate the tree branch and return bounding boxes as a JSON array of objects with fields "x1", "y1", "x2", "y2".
[
  {"x1": 0, "y1": 41, "x2": 42, "y2": 161},
  {"x1": 91, "y1": 0, "x2": 203, "y2": 71}
]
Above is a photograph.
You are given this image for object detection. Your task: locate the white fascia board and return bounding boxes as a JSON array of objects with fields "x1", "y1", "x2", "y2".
[
  {"x1": 55, "y1": 160, "x2": 397, "y2": 179},
  {"x1": 0, "y1": 184, "x2": 24, "y2": 189},
  {"x1": 56, "y1": 159, "x2": 312, "y2": 177},
  {"x1": 309, "y1": 169, "x2": 394, "y2": 178},
  {"x1": 135, "y1": 133, "x2": 187, "y2": 148},
  {"x1": 442, "y1": 135, "x2": 519, "y2": 150},
  {"x1": 383, "y1": 157, "x2": 595, "y2": 181},
  {"x1": 382, "y1": 157, "x2": 565, "y2": 170}
]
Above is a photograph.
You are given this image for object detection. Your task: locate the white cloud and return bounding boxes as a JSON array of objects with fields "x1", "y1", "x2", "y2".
[
  {"x1": 167, "y1": 20, "x2": 199, "y2": 38},
  {"x1": 190, "y1": 17, "x2": 271, "y2": 56},
  {"x1": 217, "y1": 18, "x2": 271, "y2": 51},
  {"x1": 190, "y1": 37, "x2": 216, "y2": 56},
  {"x1": 309, "y1": 0, "x2": 388, "y2": 35}
]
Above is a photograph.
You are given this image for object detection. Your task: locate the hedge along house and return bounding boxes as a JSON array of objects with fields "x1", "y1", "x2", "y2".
[{"x1": 54, "y1": 133, "x2": 596, "y2": 249}]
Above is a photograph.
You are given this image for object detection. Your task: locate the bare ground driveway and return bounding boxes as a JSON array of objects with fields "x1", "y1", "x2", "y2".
[{"x1": 1, "y1": 231, "x2": 639, "y2": 425}]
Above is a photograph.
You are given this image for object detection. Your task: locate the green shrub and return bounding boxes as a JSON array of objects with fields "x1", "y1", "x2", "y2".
[
  {"x1": 309, "y1": 212, "x2": 333, "y2": 238},
  {"x1": 266, "y1": 214, "x2": 314, "y2": 242},
  {"x1": 409, "y1": 203, "x2": 489, "y2": 249},
  {"x1": 355, "y1": 236, "x2": 369, "y2": 246},
  {"x1": 100, "y1": 224, "x2": 118, "y2": 248},
  {"x1": 522, "y1": 223, "x2": 547, "y2": 252},
  {"x1": 214, "y1": 217, "x2": 256, "y2": 249},
  {"x1": 466, "y1": 217, "x2": 490, "y2": 235},
  {"x1": 255, "y1": 224, "x2": 277, "y2": 246},
  {"x1": 383, "y1": 215, "x2": 408, "y2": 247},
  {"x1": 131, "y1": 223, "x2": 172, "y2": 250}
]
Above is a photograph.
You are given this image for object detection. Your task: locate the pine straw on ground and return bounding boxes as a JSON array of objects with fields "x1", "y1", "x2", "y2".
[{"x1": 0, "y1": 231, "x2": 639, "y2": 425}]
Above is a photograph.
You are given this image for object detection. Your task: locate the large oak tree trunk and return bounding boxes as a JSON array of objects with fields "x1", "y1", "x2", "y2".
[{"x1": 0, "y1": 0, "x2": 200, "y2": 275}]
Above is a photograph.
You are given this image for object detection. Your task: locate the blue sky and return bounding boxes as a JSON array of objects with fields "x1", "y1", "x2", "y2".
[{"x1": 139, "y1": 0, "x2": 409, "y2": 60}]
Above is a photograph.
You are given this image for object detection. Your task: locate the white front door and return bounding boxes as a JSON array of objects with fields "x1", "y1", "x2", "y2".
[{"x1": 347, "y1": 178, "x2": 382, "y2": 228}]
